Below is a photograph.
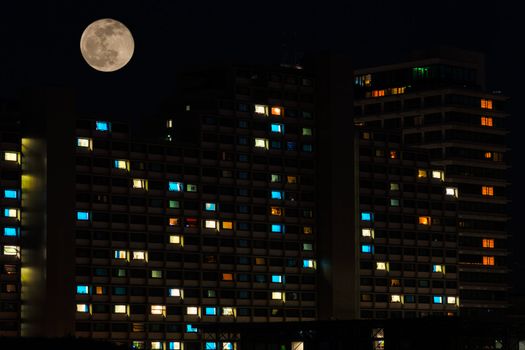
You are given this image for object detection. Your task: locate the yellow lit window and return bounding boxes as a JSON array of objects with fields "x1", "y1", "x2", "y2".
[
  {"x1": 254, "y1": 138, "x2": 269, "y2": 149},
  {"x1": 482, "y1": 186, "x2": 494, "y2": 196},
  {"x1": 481, "y1": 116, "x2": 493, "y2": 127},
  {"x1": 3, "y1": 245, "x2": 20, "y2": 257},
  {"x1": 362, "y1": 228, "x2": 374, "y2": 238},
  {"x1": 254, "y1": 104, "x2": 269, "y2": 115},
  {"x1": 77, "y1": 137, "x2": 92, "y2": 149},
  {"x1": 391, "y1": 295, "x2": 402, "y2": 303},
  {"x1": 186, "y1": 306, "x2": 199, "y2": 315},
  {"x1": 271, "y1": 207, "x2": 283, "y2": 216},
  {"x1": 389, "y1": 150, "x2": 398, "y2": 159},
  {"x1": 151, "y1": 305, "x2": 166, "y2": 315},
  {"x1": 482, "y1": 256, "x2": 495, "y2": 266},
  {"x1": 133, "y1": 179, "x2": 147, "y2": 189},
  {"x1": 432, "y1": 170, "x2": 444, "y2": 180},
  {"x1": 272, "y1": 291, "x2": 283, "y2": 300},
  {"x1": 169, "y1": 218, "x2": 179, "y2": 226},
  {"x1": 132, "y1": 251, "x2": 146, "y2": 260},
  {"x1": 417, "y1": 169, "x2": 427, "y2": 178},
  {"x1": 222, "y1": 221, "x2": 233, "y2": 230},
  {"x1": 482, "y1": 239, "x2": 495, "y2": 248},
  {"x1": 481, "y1": 99, "x2": 493, "y2": 109},
  {"x1": 95, "y1": 286, "x2": 104, "y2": 295},
  {"x1": 170, "y1": 235, "x2": 183, "y2": 245},
  {"x1": 390, "y1": 183, "x2": 399, "y2": 191},
  {"x1": 433, "y1": 264, "x2": 444, "y2": 273},
  {"x1": 302, "y1": 128, "x2": 312, "y2": 136},
  {"x1": 376, "y1": 262, "x2": 388, "y2": 271},
  {"x1": 419, "y1": 216, "x2": 431, "y2": 225},
  {"x1": 114, "y1": 159, "x2": 130, "y2": 170},
  {"x1": 287, "y1": 175, "x2": 297, "y2": 184},
  {"x1": 114, "y1": 304, "x2": 127, "y2": 314},
  {"x1": 151, "y1": 270, "x2": 162, "y2": 278},
  {"x1": 205, "y1": 220, "x2": 218, "y2": 229},
  {"x1": 222, "y1": 307, "x2": 235, "y2": 316},
  {"x1": 271, "y1": 106, "x2": 282, "y2": 116},
  {"x1": 4, "y1": 152, "x2": 19, "y2": 163},
  {"x1": 362, "y1": 131, "x2": 371, "y2": 140},
  {"x1": 167, "y1": 119, "x2": 173, "y2": 128},
  {"x1": 151, "y1": 342, "x2": 163, "y2": 350},
  {"x1": 222, "y1": 273, "x2": 233, "y2": 281},
  {"x1": 303, "y1": 226, "x2": 312, "y2": 234}
]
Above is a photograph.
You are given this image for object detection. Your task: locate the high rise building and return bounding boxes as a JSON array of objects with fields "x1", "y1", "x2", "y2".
[{"x1": 354, "y1": 48, "x2": 510, "y2": 317}]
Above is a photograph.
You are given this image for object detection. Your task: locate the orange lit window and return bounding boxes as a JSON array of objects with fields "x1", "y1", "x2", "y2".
[
  {"x1": 371, "y1": 90, "x2": 385, "y2": 97},
  {"x1": 95, "y1": 286, "x2": 104, "y2": 295},
  {"x1": 271, "y1": 107, "x2": 282, "y2": 116},
  {"x1": 481, "y1": 99, "x2": 493, "y2": 109},
  {"x1": 481, "y1": 116, "x2": 493, "y2": 126},
  {"x1": 484, "y1": 152, "x2": 492, "y2": 159},
  {"x1": 482, "y1": 239, "x2": 495, "y2": 248},
  {"x1": 222, "y1": 273, "x2": 233, "y2": 281},
  {"x1": 222, "y1": 221, "x2": 233, "y2": 230},
  {"x1": 287, "y1": 176, "x2": 297, "y2": 184},
  {"x1": 303, "y1": 226, "x2": 312, "y2": 234},
  {"x1": 417, "y1": 169, "x2": 427, "y2": 178},
  {"x1": 482, "y1": 186, "x2": 494, "y2": 196},
  {"x1": 169, "y1": 218, "x2": 179, "y2": 226},
  {"x1": 418, "y1": 216, "x2": 431, "y2": 225},
  {"x1": 482, "y1": 256, "x2": 495, "y2": 266},
  {"x1": 270, "y1": 207, "x2": 283, "y2": 216},
  {"x1": 390, "y1": 279, "x2": 401, "y2": 287},
  {"x1": 255, "y1": 257, "x2": 266, "y2": 265},
  {"x1": 389, "y1": 150, "x2": 398, "y2": 159}
]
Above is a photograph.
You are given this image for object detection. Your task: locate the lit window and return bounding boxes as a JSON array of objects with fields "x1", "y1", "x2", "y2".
[
  {"x1": 77, "y1": 285, "x2": 89, "y2": 294},
  {"x1": 389, "y1": 150, "x2": 398, "y2": 159},
  {"x1": 484, "y1": 152, "x2": 492, "y2": 159},
  {"x1": 169, "y1": 218, "x2": 179, "y2": 226},
  {"x1": 255, "y1": 257, "x2": 266, "y2": 266},
  {"x1": 303, "y1": 243, "x2": 313, "y2": 251},
  {"x1": 417, "y1": 169, "x2": 427, "y2": 178},
  {"x1": 482, "y1": 186, "x2": 494, "y2": 196},
  {"x1": 303, "y1": 259, "x2": 316, "y2": 269},
  {"x1": 222, "y1": 273, "x2": 233, "y2": 281},
  {"x1": 361, "y1": 212, "x2": 373, "y2": 221},
  {"x1": 77, "y1": 137, "x2": 92, "y2": 149},
  {"x1": 361, "y1": 244, "x2": 373, "y2": 254},
  {"x1": 271, "y1": 174, "x2": 281, "y2": 182},
  {"x1": 291, "y1": 342, "x2": 304, "y2": 350},
  {"x1": 94, "y1": 286, "x2": 105, "y2": 295},
  {"x1": 482, "y1": 239, "x2": 495, "y2": 248},
  {"x1": 96, "y1": 121, "x2": 110, "y2": 131},
  {"x1": 302, "y1": 128, "x2": 312, "y2": 136},
  {"x1": 151, "y1": 270, "x2": 162, "y2": 278},
  {"x1": 271, "y1": 106, "x2": 282, "y2": 116},
  {"x1": 114, "y1": 304, "x2": 127, "y2": 314},
  {"x1": 168, "y1": 342, "x2": 181, "y2": 350},
  {"x1": 419, "y1": 216, "x2": 431, "y2": 225},
  {"x1": 254, "y1": 138, "x2": 269, "y2": 149},
  {"x1": 432, "y1": 170, "x2": 444, "y2": 180},
  {"x1": 151, "y1": 305, "x2": 166, "y2": 315},
  {"x1": 483, "y1": 256, "x2": 495, "y2": 266},
  {"x1": 391, "y1": 295, "x2": 402, "y2": 303},
  {"x1": 390, "y1": 279, "x2": 401, "y2": 287},
  {"x1": 205, "y1": 220, "x2": 218, "y2": 229},
  {"x1": 272, "y1": 292, "x2": 283, "y2": 300},
  {"x1": 151, "y1": 342, "x2": 163, "y2": 350},
  {"x1": 223, "y1": 343, "x2": 234, "y2": 350},
  {"x1": 271, "y1": 123, "x2": 284, "y2": 133},
  {"x1": 113, "y1": 160, "x2": 129, "y2": 172},
  {"x1": 168, "y1": 200, "x2": 180, "y2": 208},
  {"x1": 169, "y1": 235, "x2": 183, "y2": 246},
  {"x1": 206, "y1": 343, "x2": 217, "y2": 350},
  {"x1": 303, "y1": 226, "x2": 312, "y2": 234},
  {"x1": 132, "y1": 251, "x2": 146, "y2": 260},
  {"x1": 222, "y1": 307, "x2": 235, "y2": 316},
  {"x1": 480, "y1": 99, "x2": 493, "y2": 109},
  {"x1": 272, "y1": 275, "x2": 283, "y2": 283},
  {"x1": 4, "y1": 189, "x2": 18, "y2": 199},
  {"x1": 362, "y1": 131, "x2": 371, "y2": 140},
  {"x1": 271, "y1": 224, "x2": 283, "y2": 233},
  {"x1": 254, "y1": 104, "x2": 269, "y2": 115},
  {"x1": 390, "y1": 199, "x2": 399, "y2": 207},
  {"x1": 271, "y1": 190, "x2": 283, "y2": 200},
  {"x1": 433, "y1": 296, "x2": 443, "y2": 304},
  {"x1": 287, "y1": 175, "x2": 297, "y2": 184},
  {"x1": 447, "y1": 296, "x2": 457, "y2": 305},
  {"x1": 390, "y1": 183, "x2": 399, "y2": 191},
  {"x1": 114, "y1": 250, "x2": 127, "y2": 259},
  {"x1": 187, "y1": 306, "x2": 199, "y2": 315},
  {"x1": 186, "y1": 324, "x2": 198, "y2": 333},
  {"x1": 481, "y1": 116, "x2": 493, "y2": 127},
  {"x1": 271, "y1": 207, "x2": 283, "y2": 216},
  {"x1": 205, "y1": 307, "x2": 217, "y2": 316},
  {"x1": 133, "y1": 179, "x2": 147, "y2": 189},
  {"x1": 77, "y1": 304, "x2": 89, "y2": 313},
  {"x1": 432, "y1": 265, "x2": 444, "y2": 273},
  {"x1": 168, "y1": 181, "x2": 183, "y2": 192},
  {"x1": 4, "y1": 152, "x2": 19, "y2": 162},
  {"x1": 446, "y1": 187, "x2": 459, "y2": 198},
  {"x1": 222, "y1": 221, "x2": 233, "y2": 230},
  {"x1": 376, "y1": 262, "x2": 388, "y2": 271},
  {"x1": 4, "y1": 208, "x2": 18, "y2": 219},
  {"x1": 167, "y1": 119, "x2": 173, "y2": 128},
  {"x1": 205, "y1": 202, "x2": 216, "y2": 211},
  {"x1": 186, "y1": 184, "x2": 197, "y2": 192},
  {"x1": 3, "y1": 227, "x2": 18, "y2": 237},
  {"x1": 361, "y1": 228, "x2": 374, "y2": 238},
  {"x1": 76, "y1": 211, "x2": 89, "y2": 221}
]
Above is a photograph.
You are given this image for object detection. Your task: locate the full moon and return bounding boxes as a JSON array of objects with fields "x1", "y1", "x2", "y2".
[{"x1": 80, "y1": 18, "x2": 134, "y2": 72}]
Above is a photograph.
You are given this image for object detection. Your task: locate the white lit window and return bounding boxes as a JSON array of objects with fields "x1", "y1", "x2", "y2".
[
  {"x1": 4, "y1": 208, "x2": 19, "y2": 218},
  {"x1": 168, "y1": 342, "x2": 182, "y2": 350},
  {"x1": 133, "y1": 251, "x2": 146, "y2": 260},
  {"x1": 390, "y1": 199, "x2": 399, "y2": 207},
  {"x1": 77, "y1": 137, "x2": 92, "y2": 149},
  {"x1": 272, "y1": 292, "x2": 283, "y2": 300},
  {"x1": 254, "y1": 104, "x2": 269, "y2": 115},
  {"x1": 362, "y1": 228, "x2": 374, "y2": 238},
  {"x1": 433, "y1": 264, "x2": 444, "y2": 273},
  {"x1": 303, "y1": 259, "x2": 316, "y2": 269},
  {"x1": 3, "y1": 245, "x2": 20, "y2": 257},
  {"x1": 222, "y1": 307, "x2": 235, "y2": 316},
  {"x1": 77, "y1": 304, "x2": 89, "y2": 313},
  {"x1": 391, "y1": 295, "x2": 402, "y2": 303},
  {"x1": 432, "y1": 170, "x2": 444, "y2": 180},
  {"x1": 446, "y1": 187, "x2": 458, "y2": 198},
  {"x1": 133, "y1": 179, "x2": 147, "y2": 189},
  {"x1": 205, "y1": 220, "x2": 218, "y2": 229},
  {"x1": 447, "y1": 296, "x2": 457, "y2": 304},
  {"x1": 187, "y1": 306, "x2": 199, "y2": 315},
  {"x1": 114, "y1": 304, "x2": 127, "y2": 314},
  {"x1": 167, "y1": 119, "x2": 173, "y2": 128},
  {"x1": 170, "y1": 235, "x2": 183, "y2": 245},
  {"x1": 151, "y1": 342, "x2": 163, "y2": 350},
  {"x1": 4, "y1": 152, "x2": 19, "y2": 162},
  {"x1": 303, "y1": 243, "x2": 313, "y2": 251},
  {"x1": 114, "y1": 159, "x2": 129, "y2": 170},
  {"x1": 151, "y1": 305, "x2": 166, "y2": 315},
  {"x1": 376, "y1": 262, "x2": 388, "y2": 271},
  {"x1": 254, "y1": 138, "x2": 269, "y2": 149},
  {"x1": 169, "y1": 288, "x2": 182, "y2": 297}
]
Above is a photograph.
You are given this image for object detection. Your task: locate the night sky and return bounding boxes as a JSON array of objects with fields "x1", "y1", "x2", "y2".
[{"x1": 1, "y1": 0, "x2": 523, "y2": 290}]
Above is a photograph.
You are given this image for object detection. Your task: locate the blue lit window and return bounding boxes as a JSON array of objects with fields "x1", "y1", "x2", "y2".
[
  {"x1": 205, "y1": 342, "x2": 217, "y2": 350},
  {"x1": 95, "y1": 121, "x2": 110, "y2": 131},
  {"x1": 303, "y1": 259, "x2": 315, "y2": 268},
  {"x1": 287, "y1": 141, "x2": 297, "y2": 151},
  {"x1": 302, "y1": 144, "x2": 313, "y2": 152},
  {"x1": 4, "y1": 208, "x2": 17, "y2": 218},
  {"x1": 272, "y1": 275, "x2": 283, "y2": 283},
  {"x1": 76, "y1": 285, "x2": 89, "y2": 294},
  {"x1": 168, "y1": 182, "x2": 183, "y2": 192},
  {"x1": 168, "y1": 342, "x2": 181, "y2": 350},
  {"x1": 76, "y1": 211, "x2": 89, "y2": 221},
  {"x1": 205, "y1": 307, "x2": 217, "y2": 316},
  {"x1": 271, "y1": 123, "x2": 284, "y2": 133},
  {"x1": 433, "y1": 296, "x2": 443, "y2": 304},
  {"x1": 4, "y1": 189, "x2": 18, "y2": 199},
  {"x1": 186, "y1": 324, "x2": 198, "y2": 333},
  {"x1": 114, "y1": 159, "x2": 129, "y2": 170},
  {"x1": 205, "y1": 203, "x2": 216, "y2": 211},
  {"x1": 271, "y1": 191, "x2": 283, "y2": 199},
  {"x1": 3, "y1": 227, "x2": 18, "y2": 237},
  {"x1": 361, "y1": 244, "x2": 373, "y2": 253},
  {"x1": 361, "y1": 212, "x2": 373, "y2": 221},
  {"x1": 271, "y1": 224, "x2": 283, "y2": 233}
]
